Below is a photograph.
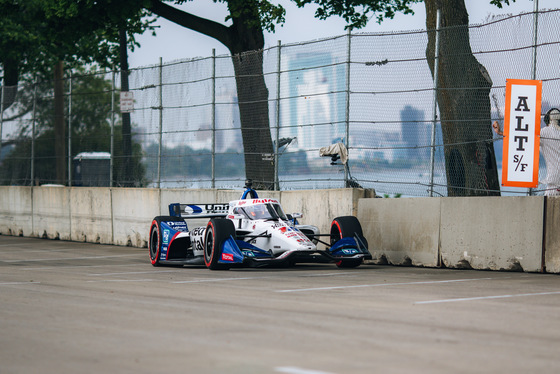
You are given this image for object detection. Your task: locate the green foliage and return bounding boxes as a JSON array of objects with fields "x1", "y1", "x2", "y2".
[
  {"x1": 383, "y1": 193, "x2": 402, "y2": 198},
  {"x1": 0, "y1": 0, "x2": 154, "y2": 81},
  {"x1": 489, "y1": 0, "x2": 517, "y2": 8},
  {"x1": 294, "y1": 0, "x2": 422, "y2": 28},
  {"x1": 0, "y1": 70, "x2": 146, "y2": 186},
  {"x1": 169, "y1": 0, "x2": 420, "y2": 34}
]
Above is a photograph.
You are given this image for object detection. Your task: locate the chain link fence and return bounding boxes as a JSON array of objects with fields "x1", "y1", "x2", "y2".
[{"x1": 1, "y1": 9, "x2": 560, "y2": 196}]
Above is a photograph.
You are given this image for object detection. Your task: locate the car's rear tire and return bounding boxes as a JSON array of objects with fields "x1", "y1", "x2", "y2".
[
  {"x1": 149, "y1": 216, "x2": 185, "y2": 266},
  {"x1": 330, "y1": 216, "x2": 365, "y2": 269},
  {"x1": 204, "y1": 219, "x2": 235, "y2": 270}
]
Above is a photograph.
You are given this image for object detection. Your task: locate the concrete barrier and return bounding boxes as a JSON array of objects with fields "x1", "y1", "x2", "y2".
[
  {"x1": 280, "y1": 188, "x2": 374, "y2": 234},
  {"x1": 545, "y1": 197, "x2": 560, "y2": 273},
  {"x1": 111, "y1": 188, "x2": 160, "y2": 247},
  {"x1": 358, "y1": 196, "x2": 547, "y2": 272},
  {"x1": 70, "y1": 188, "x2": 113, "y2": 244},
  {"x1": 440, "y1": 197, "x2": 543, "y2": 272},
  {"x1": 32, "y1": 185, "x2": 71, "y2": 240},
  {"x1": 0, "y1": 186, "x2": 32, "y2": 236},
  {"x1": 3, "y1": 185, "x2": 560, "y2": 273},
  {"x1": 358, "y1": 198, "x2": 441, "y2": 267}
]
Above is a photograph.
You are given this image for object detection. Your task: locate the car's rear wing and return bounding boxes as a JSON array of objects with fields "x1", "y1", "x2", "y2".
[{"x1": 169, "y1": 203, "x2": 229, "y2": 219}]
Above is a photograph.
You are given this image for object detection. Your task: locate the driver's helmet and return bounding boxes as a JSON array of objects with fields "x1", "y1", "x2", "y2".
[{"x1": 250, "y1": 204, "x2": 268, "y2": 219}]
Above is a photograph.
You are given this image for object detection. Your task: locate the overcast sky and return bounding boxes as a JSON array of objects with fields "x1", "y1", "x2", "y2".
[{"x1": 129, "y1": 0, "x2": 557, "y2": 68}]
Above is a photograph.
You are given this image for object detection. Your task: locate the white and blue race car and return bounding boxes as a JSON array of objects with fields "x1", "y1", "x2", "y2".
[{"x1": 149, "y1": 183, "x2": 371, "y2": 270}]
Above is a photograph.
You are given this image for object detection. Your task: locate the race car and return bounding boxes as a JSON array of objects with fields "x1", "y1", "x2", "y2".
[{"x1": 148, "y1": 182, "x2": 371, "y2": 270}]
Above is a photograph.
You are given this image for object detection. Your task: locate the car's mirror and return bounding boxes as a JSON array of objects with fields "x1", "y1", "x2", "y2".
[{"x1": 291, "y1": 213, "x2": 303, "y2": 219}]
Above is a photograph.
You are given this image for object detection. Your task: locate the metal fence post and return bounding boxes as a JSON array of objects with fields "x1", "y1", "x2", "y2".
[
  {"x1": 528, "y1": 0, "x2": 540, "y2": 196},
  {"x1": 531, "y1": 0, "x2": 540, "y2": 81},
  {"x1": 429, "y1": 9, "x2": 441, "y2": 197},
  {"x1": 67, "y1": 72, "x2": 72, "y2": 186},
  {"x1": 344, "y1": 28, "x2": 352, "y2": 186},
  {"x1": 157, "y1": 57, "x2": 163, "y2": 189},
  {"x1": 211, "y1": 49, "x2": 216, "y2": 189},
  {"x1": 0, "y1": 85, "x2": 4, "y2": 163},
  {"x1": 274, "y1": 40, "x2": 282, "y2": 191},
  {"x1": 31, "y1": 78, "x2": 37, "y2": 185},
  {"x1": 110, "y1": 68, "x2": 115, "y2": 187}
]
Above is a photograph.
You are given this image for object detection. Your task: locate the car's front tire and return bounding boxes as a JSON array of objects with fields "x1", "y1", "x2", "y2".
[
  {"x1": 204, "y1": 219, "x2": 236, "y2": 270},
  {"x1": 330, "y1": 216, "x2": 365, "y2": 269},
  {"x1": 149, "y1": 216, "x2": 185, "y2": 266}
]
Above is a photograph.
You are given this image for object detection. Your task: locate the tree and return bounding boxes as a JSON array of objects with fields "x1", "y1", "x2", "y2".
[
  {"x1": 145, "y1": 0, "x2": 419, "y2": 189},
  {"x1": 0, "y1": 0, "x2": 153, "y2": 184},
  {"x1": 424, "y1": 0, "x2": 501, "y2": 196},
  {"x1": 0, "y1": 70, "x2": 146, "y2": 186},
  {"x1": 2, "y1": 0, "x2": 420, "y2": 188}
]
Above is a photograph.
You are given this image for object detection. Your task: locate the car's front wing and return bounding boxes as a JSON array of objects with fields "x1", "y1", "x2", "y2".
[{"x1": 218, "y1": 235, "x2": 372, "y2": 267}]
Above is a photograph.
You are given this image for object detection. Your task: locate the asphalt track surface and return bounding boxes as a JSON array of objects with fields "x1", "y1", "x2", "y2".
[{"x1": 2, "y1": 235, "x2": 560, "y2": 374}]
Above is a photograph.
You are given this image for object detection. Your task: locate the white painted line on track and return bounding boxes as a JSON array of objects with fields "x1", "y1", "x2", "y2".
[
  {"x1": 86, "y1": 279, "x2": 155, "y2": 283},
  {"x1": 20, "y1": 264, "x2": 141, "y2": 271},
  {"x1": 276, "y1": 277, "x2": 494, "y2": 293},
  {"x1": 299, "y1": 272, "x2": 355, "y2": 277},
  {"x1": 0, "y1": 248, "x2": 68, "y2": 253},
  {"x1": 0, "y1": 281, "x2": 41, "y2": 286},
  {"x1": 275, "y1": 366, "x2": 337, "y2": 374},
  {"x1": 172, "y1": 276, "x2": 273, "y2": 284},
  {"x1": 415, "y1": 291, "x2": 560, "y2": 304},
  {"x1": 88, "y1": 270, "x2": 178, "y2": 276},
  {"x1": 2, "y1": 254, "x2": 140, "y2": 262}
]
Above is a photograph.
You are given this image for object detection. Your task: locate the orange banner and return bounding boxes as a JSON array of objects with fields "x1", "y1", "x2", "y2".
[{"x1": 502, "y1": 79, "x2": 542, "y2": 187}]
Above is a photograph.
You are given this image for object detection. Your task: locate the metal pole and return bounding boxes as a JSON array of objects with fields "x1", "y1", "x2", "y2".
[
  {"x1": 531, "y1": 0, "x2": 539, "y2": 81},
  {"x1": 31, "y1": 78, "x2": 37, "y2": 186},
  {"x1": 157, "y1": 57, "x2": 163, "y2": 189},
  {"x1": 0, "y1": 85, "x2": 4, "y2": 164},
  {"x1": 67, "y1": 72, "x2": 72, "y2": 186},
  {"x1": 344, "y1": 28, "x2": 352, "y2": 186},
  {"x1": 274, "y1": 40, "x2": 282, "y2": 191},
  {"x1": 528, "y1": 0, "x2": 539, "y2": 196},
  {"x1": 429, "y1": 9, "x2": 441, "y2": 197},
  {"x1": 110, "y1": 68, "x2": 115, "y2": 187},
  {"x1": 211, "y1": 49, "x2": 216, "y2": 189}
]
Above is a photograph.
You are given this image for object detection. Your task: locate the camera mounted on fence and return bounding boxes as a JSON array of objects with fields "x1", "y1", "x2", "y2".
[{"x1": 319, "y1": 142, "x2": 348, "y2": 166}]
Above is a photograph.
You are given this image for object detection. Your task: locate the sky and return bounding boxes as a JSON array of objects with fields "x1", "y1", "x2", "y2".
[{"x1": 128, "y1": 0, "x2": 558, "y2": 68}]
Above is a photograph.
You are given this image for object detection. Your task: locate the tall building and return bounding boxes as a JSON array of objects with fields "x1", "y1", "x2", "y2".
[
  {"x1": 280, "y1": 52, "x2": 347, "y2": 151},
  {"x1": 400, "y1": 105, "x2": 427, "y2": 159}
]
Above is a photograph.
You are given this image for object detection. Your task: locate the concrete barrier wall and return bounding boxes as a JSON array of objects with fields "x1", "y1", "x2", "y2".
[
  {"x1": 112, "y1": 188, "x2": 161, "y2": 247},
  {"x1": 544, "y1": 198, "x2": 560, "y2": 273},
  {"x1": 0, "y1": 186, "x2": 33, "y2": 236},
  {"x1": 2, "y1": 186, "x2": 560, "y2": 273},
  {"x1": 0, "y1": 186, "x2": 363, "y2": 248},
  {"x1": 359, "y1": 196, "x2": 550, "y2": 273},
  {"x1": 357, "y1": 198, "x2": 441, "y2": 267},
  {"x1": 280, "y1": 188, "x2": 374, "y2": 234},
  {"x1": 33, "y1": 186, "x2": 72, "y2": 240},
  {"x1": 440, "y1": 197, "x2": 543, "y2": 272}
]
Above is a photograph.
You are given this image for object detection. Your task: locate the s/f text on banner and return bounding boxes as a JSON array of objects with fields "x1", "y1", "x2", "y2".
[{"x1": 501, "y1": 79, "x2": 542, "y2": 188}]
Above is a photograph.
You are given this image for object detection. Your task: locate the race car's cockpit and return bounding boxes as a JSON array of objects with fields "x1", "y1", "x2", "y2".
[{"x1": 233, "y1": 203, "x2": 288, "y2": 221}]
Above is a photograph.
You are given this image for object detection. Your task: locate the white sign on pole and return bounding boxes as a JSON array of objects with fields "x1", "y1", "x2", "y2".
[{"x1": 120, "y1": 91, "x2": 134, "y2": 113}]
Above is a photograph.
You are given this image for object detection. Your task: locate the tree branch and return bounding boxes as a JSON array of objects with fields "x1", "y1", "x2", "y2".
[{"x1": 148, "y1": 0, "x2": 233, "y2": 51}]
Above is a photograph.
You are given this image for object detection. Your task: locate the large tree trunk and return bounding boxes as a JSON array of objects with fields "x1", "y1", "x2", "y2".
[
  {"x1": 119, "y1": 28, "x2": 133, "y2": 187},
  {"x1": 425, "y1": 0, "x2": 500, "y2": 196},
  {"x1": 223, "y1": 4, "x2": 275, "y2": 190},
  {"x1": 229, "y1": 46, "x2": 274, "y2": 190},
  {"x1": 149, "y1": 0, "x2": 275, "y2": 190},
  {"x1": 54, "y1": 60, "x2": 66, "y2": 185},
  {"x1": 0, "y1": 58, "x2": 19, "y2": 111}
]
